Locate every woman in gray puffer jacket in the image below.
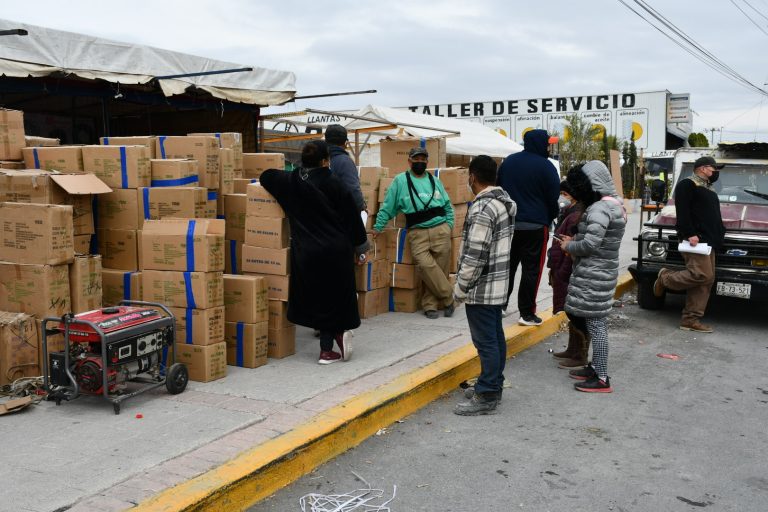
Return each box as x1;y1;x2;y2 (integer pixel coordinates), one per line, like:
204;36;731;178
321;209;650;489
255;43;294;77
557;160;626;393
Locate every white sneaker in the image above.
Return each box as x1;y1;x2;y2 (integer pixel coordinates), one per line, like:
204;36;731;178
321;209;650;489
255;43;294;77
336;330;353;361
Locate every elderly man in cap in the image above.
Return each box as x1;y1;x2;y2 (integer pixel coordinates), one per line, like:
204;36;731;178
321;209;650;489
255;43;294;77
373;147;455;319
654;156;726;333
325;124;366;212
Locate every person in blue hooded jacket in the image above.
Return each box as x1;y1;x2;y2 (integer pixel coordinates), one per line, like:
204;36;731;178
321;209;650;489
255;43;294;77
496;129;560;325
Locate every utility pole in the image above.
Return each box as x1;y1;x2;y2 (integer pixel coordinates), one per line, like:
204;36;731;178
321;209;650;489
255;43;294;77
705;127;721;146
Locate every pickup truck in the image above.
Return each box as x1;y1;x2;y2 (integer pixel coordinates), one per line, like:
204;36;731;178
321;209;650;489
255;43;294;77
629;143;768;309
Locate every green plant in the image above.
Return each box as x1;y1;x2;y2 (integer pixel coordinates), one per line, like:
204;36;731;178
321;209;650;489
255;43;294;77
687;132;710;147
558;114;602;174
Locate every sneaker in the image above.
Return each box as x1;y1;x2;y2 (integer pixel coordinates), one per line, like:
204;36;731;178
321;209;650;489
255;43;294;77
453;393;499;416
425;310;439;319
463;386;503;403
518;314;543;326
574;376;612;393
444;301;456;318
679;320;713;333
318;350;342;365
653;269;669;297
335;330;353;361
569;364;596;381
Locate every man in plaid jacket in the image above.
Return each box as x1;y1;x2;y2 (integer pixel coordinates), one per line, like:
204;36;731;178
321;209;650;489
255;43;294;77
453;155;516;416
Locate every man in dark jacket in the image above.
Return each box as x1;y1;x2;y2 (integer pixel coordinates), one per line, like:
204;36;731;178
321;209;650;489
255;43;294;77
653;156;725;333
325;124;366;212
497;129;560;325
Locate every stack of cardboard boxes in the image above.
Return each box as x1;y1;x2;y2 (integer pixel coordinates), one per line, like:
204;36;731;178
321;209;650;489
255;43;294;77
140;218;227;382
223;275;269;368
242;182;295;358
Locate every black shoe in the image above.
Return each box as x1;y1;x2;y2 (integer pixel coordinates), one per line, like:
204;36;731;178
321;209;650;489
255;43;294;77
425;310;439;319
574;376;612;393
569;364;596;381
463;386;503;403
444;302;456;318
454;393;499;416
518;314;543;326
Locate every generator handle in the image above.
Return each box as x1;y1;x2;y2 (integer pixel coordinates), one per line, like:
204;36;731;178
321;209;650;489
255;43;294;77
40;316;58;391
118;300;175;321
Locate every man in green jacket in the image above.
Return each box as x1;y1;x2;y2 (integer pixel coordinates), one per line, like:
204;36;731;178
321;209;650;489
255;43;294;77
373;147;455;319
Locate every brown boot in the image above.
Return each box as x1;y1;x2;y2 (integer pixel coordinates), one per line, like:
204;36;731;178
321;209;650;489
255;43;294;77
552;323;579;360
558;326;590;368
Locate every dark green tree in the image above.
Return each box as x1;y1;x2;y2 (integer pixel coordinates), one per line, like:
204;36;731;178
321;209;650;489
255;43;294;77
687;132;710;147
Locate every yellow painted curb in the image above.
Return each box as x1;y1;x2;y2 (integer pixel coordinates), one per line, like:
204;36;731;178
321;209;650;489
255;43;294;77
135;273;636;512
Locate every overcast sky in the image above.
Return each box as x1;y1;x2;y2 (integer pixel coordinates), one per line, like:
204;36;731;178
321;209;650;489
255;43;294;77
3;0;768;143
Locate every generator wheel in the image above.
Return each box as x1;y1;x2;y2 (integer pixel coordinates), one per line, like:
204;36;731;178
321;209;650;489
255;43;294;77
166;364;189;395
113;403;121;415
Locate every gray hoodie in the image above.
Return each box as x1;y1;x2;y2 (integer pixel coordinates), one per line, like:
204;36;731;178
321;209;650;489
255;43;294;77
564;161;627;318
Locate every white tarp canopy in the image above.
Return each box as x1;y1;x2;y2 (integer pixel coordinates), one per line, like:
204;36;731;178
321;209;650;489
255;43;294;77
0;19;296;106
344;104;524;158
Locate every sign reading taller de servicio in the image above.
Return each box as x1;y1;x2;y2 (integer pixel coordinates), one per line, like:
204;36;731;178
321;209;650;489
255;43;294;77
405;91;689;153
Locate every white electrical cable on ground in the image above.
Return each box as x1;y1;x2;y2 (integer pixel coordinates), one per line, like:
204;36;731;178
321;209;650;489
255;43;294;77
298;471;396;512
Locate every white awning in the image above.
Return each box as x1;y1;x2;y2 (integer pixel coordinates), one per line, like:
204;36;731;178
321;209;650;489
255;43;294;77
0;19;296;106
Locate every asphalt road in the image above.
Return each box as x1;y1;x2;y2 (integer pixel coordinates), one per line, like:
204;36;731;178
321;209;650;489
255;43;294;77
250;292;768;512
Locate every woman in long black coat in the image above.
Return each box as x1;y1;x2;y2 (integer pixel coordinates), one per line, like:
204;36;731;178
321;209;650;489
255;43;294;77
260;140;369;364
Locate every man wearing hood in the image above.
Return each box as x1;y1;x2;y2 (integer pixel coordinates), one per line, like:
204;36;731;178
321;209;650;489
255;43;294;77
497;129;561;325
373;147;455;319
325;124;366;212
653;156;725;333
454;155;516;415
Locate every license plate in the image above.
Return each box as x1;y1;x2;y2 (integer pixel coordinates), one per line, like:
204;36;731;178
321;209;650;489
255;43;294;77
716;282;751;299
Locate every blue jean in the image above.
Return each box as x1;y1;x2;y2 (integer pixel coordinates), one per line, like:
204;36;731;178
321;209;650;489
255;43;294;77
465;304;506;396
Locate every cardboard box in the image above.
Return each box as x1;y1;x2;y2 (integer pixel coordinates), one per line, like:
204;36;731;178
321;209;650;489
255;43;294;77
82;145;151;188
0;203;74;265
36;318;63;376
391;263;418;289
101;269;142;306
74;234;92;255
141;218;225;272
138;187;208;227
0;161;24;170
245;216;290;249
242;246;290;276
218;148;235;195
365;232;387;262
386;228;412;264
0;263;70;318
384;213;407;230
358;166;388;190
243;153;285;179
0;312;38;385
355;259;390;292
223;193;247;242
246;183;284;217
141;270;223;309
22;146;83;173
362;189;379;216
452;202;469;237
25;135;60;147
96;229;139;271
378;177;395;203
223;274;268;324
96;189;140;230
268;299;292;329
380;136;446;174
69;254;102;314
225;321;268;368
206;190;218;219
170;306;225;346
188;132;244;175
433;167;472;204
451;236;462;273
175;341;226;382
268;325;295;359
225;239;242;275
0;109;25;161
246;273;289;301
388;287;421;313
101;136;157;159
150;159;199;187
357;287;389;319
234;178;258;194
156;136;219;189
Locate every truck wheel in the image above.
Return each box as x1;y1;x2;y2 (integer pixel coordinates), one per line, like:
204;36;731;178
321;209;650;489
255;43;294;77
637;278;665;310
166;364;189;395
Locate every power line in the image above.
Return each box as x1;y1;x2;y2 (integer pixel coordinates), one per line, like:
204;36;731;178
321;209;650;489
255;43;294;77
731;0;768;37
743;0;768;22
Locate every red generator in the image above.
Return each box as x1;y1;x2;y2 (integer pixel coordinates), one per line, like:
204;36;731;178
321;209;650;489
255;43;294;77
42;301;188;414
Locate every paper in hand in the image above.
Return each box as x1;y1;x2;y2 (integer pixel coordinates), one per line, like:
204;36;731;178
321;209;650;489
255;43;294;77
677;241;712;255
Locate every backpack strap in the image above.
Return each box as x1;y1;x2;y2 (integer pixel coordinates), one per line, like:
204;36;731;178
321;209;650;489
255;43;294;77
601;195;627;222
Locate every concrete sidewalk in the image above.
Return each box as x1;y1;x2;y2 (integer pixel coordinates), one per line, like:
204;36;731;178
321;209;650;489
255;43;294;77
2;214;642;512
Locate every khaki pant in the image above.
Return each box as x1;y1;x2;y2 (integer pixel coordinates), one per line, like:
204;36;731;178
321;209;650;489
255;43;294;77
661;252;716;324
407;222;453;311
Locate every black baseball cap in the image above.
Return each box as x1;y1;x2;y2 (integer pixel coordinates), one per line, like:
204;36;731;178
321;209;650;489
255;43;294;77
693;156;725;170
408;147;429;158
324;124;348;144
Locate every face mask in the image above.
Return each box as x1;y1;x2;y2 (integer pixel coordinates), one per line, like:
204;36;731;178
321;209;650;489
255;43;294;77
709;171;720;184
558;195;571;208
411;162;427;175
